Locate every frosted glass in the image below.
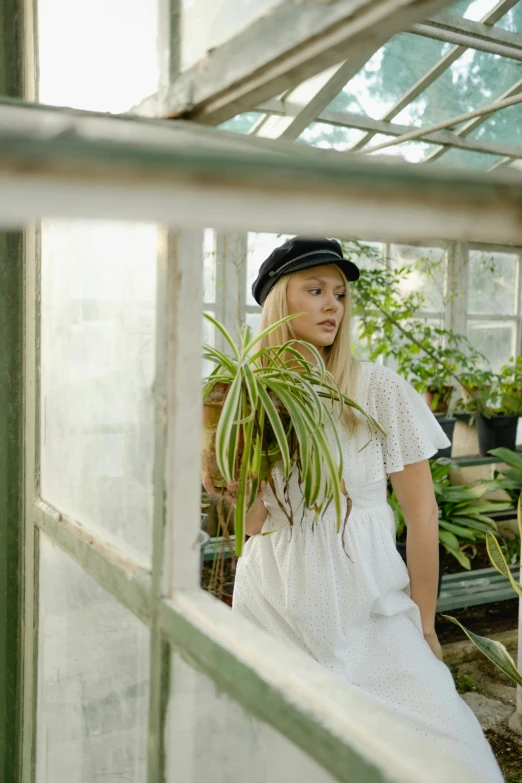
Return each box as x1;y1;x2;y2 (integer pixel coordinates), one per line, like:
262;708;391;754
36;535;149;783
203;229;216;303
246;232;290;305
390;245;446;313
40;220;157;562
38;0;158;112
166;651;336;783
468;250;518;315
467;321;516;372
182;0;283;71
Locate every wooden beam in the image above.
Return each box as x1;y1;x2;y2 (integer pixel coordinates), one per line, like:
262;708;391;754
258;99;522;160
348;0;519;151
4;103;522;245
138;0;465;125
160;589;482;783
412;12;522;61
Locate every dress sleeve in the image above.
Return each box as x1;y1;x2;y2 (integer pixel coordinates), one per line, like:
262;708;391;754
368;364;451;474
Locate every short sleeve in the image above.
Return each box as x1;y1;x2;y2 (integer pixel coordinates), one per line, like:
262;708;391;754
367;364;451;474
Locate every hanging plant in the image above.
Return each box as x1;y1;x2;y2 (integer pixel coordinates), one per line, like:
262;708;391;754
202;313;385;556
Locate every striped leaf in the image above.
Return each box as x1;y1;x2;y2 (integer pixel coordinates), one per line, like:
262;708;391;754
442;616;522;687
486;531;522;598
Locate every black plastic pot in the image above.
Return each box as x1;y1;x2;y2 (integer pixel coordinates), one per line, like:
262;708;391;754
434;415;456;459
396;541;445;598
476;414;519;456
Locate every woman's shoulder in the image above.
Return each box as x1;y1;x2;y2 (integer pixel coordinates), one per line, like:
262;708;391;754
358;361;401;390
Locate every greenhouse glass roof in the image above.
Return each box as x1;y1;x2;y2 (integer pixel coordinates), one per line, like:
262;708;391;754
219;0;522;172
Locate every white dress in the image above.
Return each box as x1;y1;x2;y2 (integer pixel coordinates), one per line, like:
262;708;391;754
233;362;504;783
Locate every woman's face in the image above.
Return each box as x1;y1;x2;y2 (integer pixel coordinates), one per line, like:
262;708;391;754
286;264;346;350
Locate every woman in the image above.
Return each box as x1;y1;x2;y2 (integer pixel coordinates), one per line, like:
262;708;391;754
203;236;504;783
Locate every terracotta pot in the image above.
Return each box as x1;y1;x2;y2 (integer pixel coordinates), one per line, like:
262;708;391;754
220;581;235;607
202;381;286;488
424;386;454;415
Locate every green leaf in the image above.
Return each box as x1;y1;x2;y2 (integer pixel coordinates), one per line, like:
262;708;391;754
256;384;291;479
215;373;242;484
485;531;522;598
204;313;240;360
442;616;522;687
243;314;301;356
488;447;522;471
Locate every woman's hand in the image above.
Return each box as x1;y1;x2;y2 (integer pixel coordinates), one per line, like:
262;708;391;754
202;474;268;536
424;629;443;662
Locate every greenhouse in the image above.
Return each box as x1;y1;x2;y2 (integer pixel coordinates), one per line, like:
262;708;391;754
1;0;522;781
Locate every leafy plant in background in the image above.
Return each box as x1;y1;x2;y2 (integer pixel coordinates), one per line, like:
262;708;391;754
460;356;522;418
389;460;510;570
344;240;489;410
487;447;522;509
202;313;385;556
443;496;522;688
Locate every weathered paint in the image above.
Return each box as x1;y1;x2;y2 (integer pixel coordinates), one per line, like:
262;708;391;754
3;102;522;243
159;590;482;783
0;0;24;778
0;231;23;783
34;501;152;623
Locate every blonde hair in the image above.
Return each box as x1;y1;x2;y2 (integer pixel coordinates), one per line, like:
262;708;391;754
256;272;360;431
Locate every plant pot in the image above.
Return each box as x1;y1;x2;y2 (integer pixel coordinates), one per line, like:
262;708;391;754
396;541;445;598
476;414;519;456
424;386;454;416
220;580;235;607
202;381;286;488
434;415;456;459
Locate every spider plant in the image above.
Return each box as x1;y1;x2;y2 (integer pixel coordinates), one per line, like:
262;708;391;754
202;313;385;556
443;495;522;688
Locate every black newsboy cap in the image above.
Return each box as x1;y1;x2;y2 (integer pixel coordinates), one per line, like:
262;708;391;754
252;236;360;306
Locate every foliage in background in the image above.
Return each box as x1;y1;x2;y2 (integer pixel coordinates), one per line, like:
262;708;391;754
460;356;522;417
488;447;522;508
443;496;522;688
343;241;488;407
389;460;511;570
202;313;385;555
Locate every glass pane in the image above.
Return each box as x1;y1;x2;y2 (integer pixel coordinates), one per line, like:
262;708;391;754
41;220;157;562
467;321;516;371
299;123;365;151
449;0;502;19
219;112;264;134
203;229;216;303
431;148;504;170
362;134;437;163
182;0;283;71
468;250;518;314
38;0;158;112
246;311;262;335
496;3;522;33
246;233;290;306
394;51;522;130
469;103;522;147
328;33;449;120
166;651;336;783
36;535;149;783
389;245;447;312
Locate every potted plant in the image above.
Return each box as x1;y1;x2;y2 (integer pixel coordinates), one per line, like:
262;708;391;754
460;358;522;455
487;446;522;507
443;495;522;692
202;314;385;556
390;460;510;578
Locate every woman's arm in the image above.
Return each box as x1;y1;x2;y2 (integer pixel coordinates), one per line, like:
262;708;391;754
390;460;442;659
202;475;268;536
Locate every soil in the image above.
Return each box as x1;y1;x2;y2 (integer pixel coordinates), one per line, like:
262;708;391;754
485;729;522;783
436;599;519;646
